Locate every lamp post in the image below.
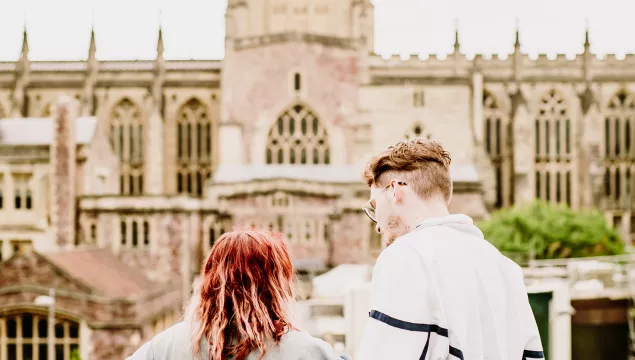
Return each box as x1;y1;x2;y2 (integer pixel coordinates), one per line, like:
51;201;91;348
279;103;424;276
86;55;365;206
35;288;55;360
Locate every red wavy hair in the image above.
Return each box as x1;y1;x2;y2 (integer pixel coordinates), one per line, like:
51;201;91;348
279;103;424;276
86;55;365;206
190;230;296;360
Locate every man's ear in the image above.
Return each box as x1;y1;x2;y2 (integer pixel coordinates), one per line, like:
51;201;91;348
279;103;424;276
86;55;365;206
392;184;405;204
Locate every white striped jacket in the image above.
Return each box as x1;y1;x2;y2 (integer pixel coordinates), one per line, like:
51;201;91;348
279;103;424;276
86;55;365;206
356;215;544;360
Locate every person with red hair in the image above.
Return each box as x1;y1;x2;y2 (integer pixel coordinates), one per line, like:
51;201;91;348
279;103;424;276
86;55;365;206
127;230;350;360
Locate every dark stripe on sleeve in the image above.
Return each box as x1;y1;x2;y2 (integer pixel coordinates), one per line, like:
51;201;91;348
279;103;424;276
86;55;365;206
523;350;545;359
449;346;464;359
369;310;464;359
369;310;448;336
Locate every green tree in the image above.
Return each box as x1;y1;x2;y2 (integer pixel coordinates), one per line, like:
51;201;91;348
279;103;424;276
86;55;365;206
70;348;81;360
479;201;625;260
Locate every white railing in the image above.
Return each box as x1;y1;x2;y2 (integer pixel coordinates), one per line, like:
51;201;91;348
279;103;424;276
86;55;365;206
527;253;635;268
294;284;371;360
521;253;635;300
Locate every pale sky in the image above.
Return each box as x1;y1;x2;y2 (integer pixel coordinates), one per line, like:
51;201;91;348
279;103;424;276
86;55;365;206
0;0;634;61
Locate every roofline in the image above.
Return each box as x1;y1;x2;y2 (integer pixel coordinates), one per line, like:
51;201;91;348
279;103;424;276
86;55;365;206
0;303;85;323
1;251;95;294
0;281;180;304
0;250;179;301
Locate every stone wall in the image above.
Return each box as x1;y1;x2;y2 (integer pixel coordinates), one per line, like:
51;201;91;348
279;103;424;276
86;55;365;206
91;328;142;360
117;213;186;283
224;193;344;268
330;211;367;265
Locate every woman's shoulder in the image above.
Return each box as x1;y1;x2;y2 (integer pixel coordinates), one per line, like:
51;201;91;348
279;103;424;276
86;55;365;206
127;322;193;360
128;324;350;360
273;330;351;360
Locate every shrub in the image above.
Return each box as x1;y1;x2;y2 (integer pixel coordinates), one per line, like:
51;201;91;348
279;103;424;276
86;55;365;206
479;201;625;259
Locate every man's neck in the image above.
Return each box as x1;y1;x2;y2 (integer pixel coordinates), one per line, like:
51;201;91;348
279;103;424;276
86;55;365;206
403;200;450;231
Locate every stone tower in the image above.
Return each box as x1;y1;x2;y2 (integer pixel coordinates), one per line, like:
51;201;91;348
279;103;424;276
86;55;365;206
220;0;374;166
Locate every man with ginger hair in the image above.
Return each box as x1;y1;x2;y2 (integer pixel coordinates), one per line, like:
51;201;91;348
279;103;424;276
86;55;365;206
356;138;544;360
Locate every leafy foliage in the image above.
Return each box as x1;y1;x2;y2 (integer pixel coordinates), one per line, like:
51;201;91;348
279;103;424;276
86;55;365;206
70;348;81;360
479;201;625;259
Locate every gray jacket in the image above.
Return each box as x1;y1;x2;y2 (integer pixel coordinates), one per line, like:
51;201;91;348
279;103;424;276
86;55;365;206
127;322;351;360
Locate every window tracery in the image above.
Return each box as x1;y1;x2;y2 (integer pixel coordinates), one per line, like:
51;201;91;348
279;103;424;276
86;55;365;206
604;90;635;206
119;216;151;249
0;312;80;360
266;104;330;165
109;98;144;195
176;98;213;197
534;89;572;206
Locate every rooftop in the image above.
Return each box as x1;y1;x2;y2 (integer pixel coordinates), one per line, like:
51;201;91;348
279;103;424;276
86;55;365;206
46;248;158;298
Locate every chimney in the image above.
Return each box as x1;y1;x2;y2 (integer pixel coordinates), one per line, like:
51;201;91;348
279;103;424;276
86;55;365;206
50;96;78;249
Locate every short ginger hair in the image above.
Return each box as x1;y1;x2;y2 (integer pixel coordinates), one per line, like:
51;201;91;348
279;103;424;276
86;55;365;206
362;138;453;202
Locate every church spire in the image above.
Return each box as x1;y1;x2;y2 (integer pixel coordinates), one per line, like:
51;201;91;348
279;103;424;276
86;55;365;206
514;18;521;52
583;18;592;84
20;18;29;62
152;9;166;116
512;18;522;83
157;10;164;61
157;26;164;60
453;18;460;54
88;20;97;62
13;15;30;117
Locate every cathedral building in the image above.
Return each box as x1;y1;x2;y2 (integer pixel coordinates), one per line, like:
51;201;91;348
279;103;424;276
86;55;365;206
0;1;633;358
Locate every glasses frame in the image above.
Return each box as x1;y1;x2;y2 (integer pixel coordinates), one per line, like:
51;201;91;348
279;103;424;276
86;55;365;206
362;180;408;223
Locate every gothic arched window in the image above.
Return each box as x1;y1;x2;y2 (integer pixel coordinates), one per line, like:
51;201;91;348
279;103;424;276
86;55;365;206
266;104;330;165
535;89;570;160
484;91;503;156
109;98;145;195
176;98;213;197
604;90;635;205
534;89;572;206
483;90;512;208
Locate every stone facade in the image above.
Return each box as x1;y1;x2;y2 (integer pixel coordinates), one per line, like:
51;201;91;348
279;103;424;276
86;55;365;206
1;2;635;358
